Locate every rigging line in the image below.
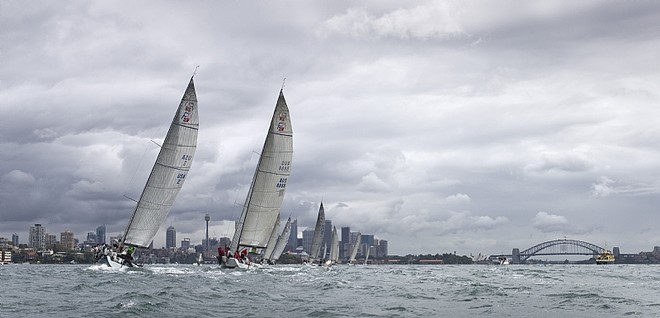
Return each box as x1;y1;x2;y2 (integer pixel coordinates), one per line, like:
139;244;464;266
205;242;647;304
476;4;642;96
280;78;286;91
192;65;200;77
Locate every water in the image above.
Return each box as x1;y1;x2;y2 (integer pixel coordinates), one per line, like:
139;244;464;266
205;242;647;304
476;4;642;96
1;264;659;317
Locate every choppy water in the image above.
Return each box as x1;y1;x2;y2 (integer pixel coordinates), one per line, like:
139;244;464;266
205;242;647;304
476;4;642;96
1;263;659;317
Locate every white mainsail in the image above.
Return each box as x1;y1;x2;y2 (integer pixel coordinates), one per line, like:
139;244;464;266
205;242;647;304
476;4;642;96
364;246;371;265
309;203;325;260
122;77;199;248
262;214;281;261
349;232;361;263
230;90;293;252
329;226;339;263
270;217;292;262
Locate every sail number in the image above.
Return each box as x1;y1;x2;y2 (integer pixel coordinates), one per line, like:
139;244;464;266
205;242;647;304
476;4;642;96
278;160;290;172
181;154;192;166
176;173;187;184
276;177;287;188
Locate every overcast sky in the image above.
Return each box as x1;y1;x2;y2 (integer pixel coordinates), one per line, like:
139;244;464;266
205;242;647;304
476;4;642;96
1;1;660;256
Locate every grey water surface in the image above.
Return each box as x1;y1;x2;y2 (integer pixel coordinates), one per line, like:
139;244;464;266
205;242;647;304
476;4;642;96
1;263;659;317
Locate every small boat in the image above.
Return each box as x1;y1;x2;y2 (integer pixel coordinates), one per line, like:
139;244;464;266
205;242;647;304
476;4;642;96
94;76;199;269
596;250;615;264
264;217;292;265
308;203;326;264
196;253;203;266
222;88;293;269
498;256;510;265
363;246;371;265
348;232;362;265
324;226;339;267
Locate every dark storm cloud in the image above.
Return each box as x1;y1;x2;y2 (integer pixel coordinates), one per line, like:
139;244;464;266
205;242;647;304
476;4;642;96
2;1;660;254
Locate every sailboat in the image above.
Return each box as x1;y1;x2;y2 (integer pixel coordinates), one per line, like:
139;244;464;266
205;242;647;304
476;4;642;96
196;253;203;266
269;217;292;264
348;232;361;265
363;246;371;265
324;226;339;267
222;88;293;269
308;203;325;265
262;214;282;263
94;76;199;269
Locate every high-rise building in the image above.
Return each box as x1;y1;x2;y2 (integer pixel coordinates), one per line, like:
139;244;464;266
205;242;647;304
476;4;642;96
45;234;58;248
341;226;350;260
96;225;106;244
86;232;97;243
377;239;388;257
361;234;375;247
61;230;75;250
166;226;176;249
181;238;191;251
29;224;46;249
286;219;298;252
323;220;332;258
11;233;19;246
302;229;314;254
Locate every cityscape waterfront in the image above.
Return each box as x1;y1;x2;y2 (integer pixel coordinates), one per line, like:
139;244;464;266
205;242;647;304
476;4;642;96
3;221;660;265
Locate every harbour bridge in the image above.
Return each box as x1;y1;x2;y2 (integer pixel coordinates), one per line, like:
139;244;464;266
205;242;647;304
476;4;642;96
493;238;609;264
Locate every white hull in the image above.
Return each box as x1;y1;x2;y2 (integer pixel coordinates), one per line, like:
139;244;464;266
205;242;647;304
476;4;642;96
98;255;134;269
221;257;257;269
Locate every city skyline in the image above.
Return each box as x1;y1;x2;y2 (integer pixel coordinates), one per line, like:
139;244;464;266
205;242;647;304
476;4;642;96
2;2;660;255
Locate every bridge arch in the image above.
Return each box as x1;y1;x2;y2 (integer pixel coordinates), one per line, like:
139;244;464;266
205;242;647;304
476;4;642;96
515;239;607;263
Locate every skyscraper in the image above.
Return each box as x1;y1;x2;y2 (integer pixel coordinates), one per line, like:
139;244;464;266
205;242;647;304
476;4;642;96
341;226;350;260
11;233;18;246
61;230;75;250
377;239;388;257
166;226;176;249
45;234;58;248
96;225;106;244
361;234;375;247
181;238;190;251
86;232;97;243
29;224;45;249
302;229;314;254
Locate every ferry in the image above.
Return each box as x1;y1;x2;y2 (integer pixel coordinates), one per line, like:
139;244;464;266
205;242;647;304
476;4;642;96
595;250;615;264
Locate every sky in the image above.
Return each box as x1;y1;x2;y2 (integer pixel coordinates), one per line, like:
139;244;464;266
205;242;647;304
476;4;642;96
1;1;660;256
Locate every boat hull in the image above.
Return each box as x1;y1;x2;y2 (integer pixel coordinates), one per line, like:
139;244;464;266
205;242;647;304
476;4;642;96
221;257;251;269
98;255;134;269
